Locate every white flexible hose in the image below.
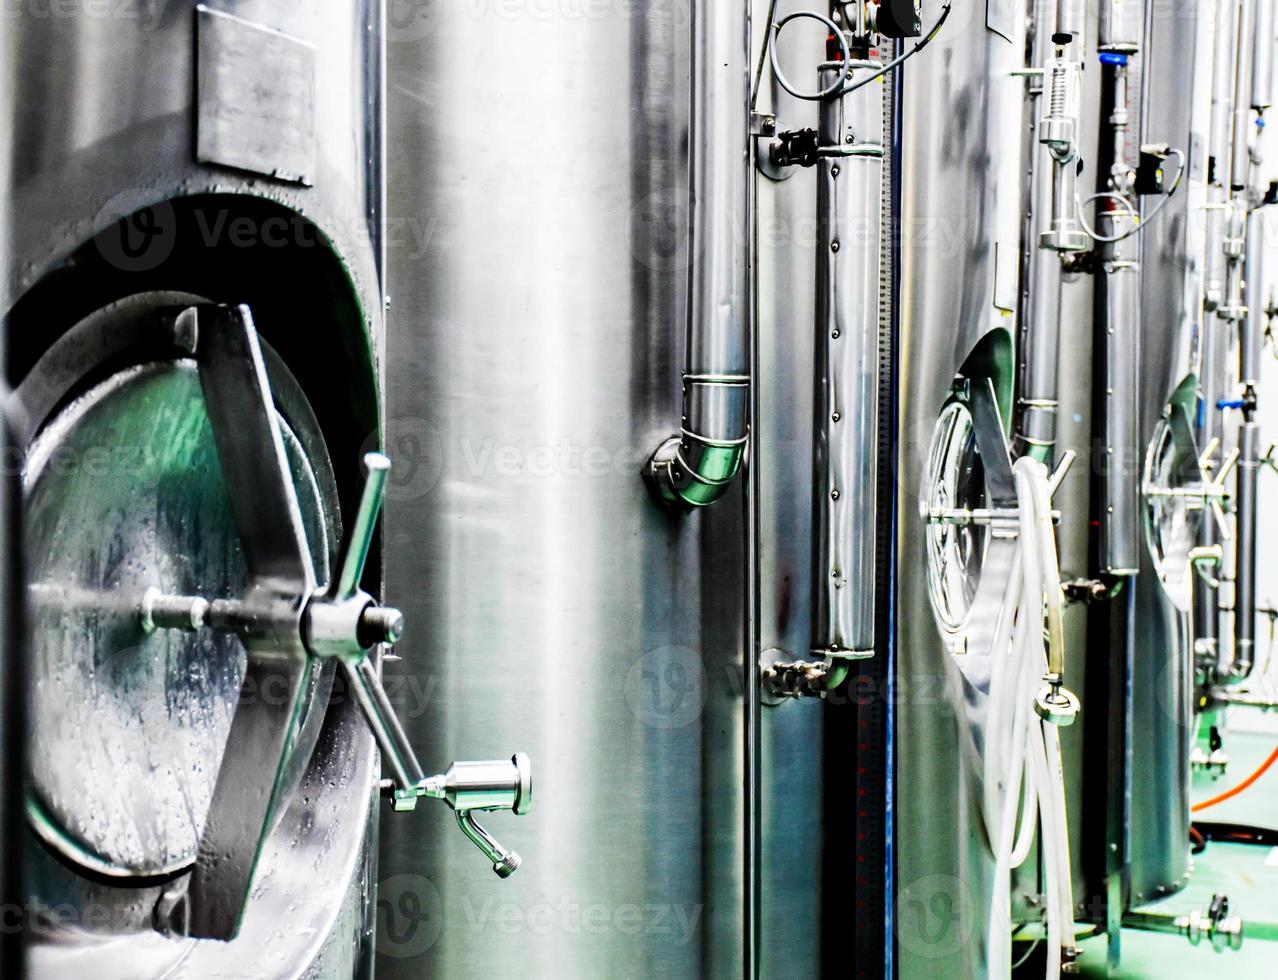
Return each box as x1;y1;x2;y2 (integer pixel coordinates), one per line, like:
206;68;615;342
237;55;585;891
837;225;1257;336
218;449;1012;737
983;458;1076;979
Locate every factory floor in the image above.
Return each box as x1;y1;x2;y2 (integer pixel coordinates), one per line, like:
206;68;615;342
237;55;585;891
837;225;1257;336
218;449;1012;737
1075;724;1278;978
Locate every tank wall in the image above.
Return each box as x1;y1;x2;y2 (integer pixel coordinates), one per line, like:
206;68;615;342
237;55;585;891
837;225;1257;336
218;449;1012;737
381;4;747;976
894;3;1029;975
752;2;825;975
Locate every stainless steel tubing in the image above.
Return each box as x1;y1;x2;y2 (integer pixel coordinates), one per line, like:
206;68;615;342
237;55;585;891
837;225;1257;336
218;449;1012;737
1233;420;1259;678
1230;201;1264;681
647;0;752;508
1205;0;1239;309
810;61;882;660
1096;58;1141;576
1015;0;1065;461
1055;0;1087;45
1252;0;1275;109
1242;209;1265;388
1098;0;1141;53
1231;0;1255;192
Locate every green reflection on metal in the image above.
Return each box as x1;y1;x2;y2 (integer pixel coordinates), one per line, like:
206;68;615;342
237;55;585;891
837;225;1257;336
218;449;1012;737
676;444;745;507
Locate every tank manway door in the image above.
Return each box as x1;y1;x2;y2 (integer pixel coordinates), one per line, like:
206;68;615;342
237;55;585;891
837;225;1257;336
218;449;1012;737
19;299;530;946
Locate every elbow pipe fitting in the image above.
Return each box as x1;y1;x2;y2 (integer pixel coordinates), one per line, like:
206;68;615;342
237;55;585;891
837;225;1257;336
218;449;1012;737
645;0;750;510
647;377;748;508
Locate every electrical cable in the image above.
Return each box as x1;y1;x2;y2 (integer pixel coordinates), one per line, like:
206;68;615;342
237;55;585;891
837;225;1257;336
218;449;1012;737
1189;825;1206;854
1076;148;1186;244
1011;936;1043;971
1191;744;1278;812
837;1;953;97
750;0;781;111
767;1;953;103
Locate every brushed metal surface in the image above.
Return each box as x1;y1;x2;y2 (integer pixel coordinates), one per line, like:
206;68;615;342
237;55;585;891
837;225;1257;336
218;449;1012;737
1126;0;1206;904
6;0;383;339
810;62;881;659
383;3;747;976
895;3;1029;974
752;4;825;974
5;2;386;970
0;15;22;975
195;6;317;185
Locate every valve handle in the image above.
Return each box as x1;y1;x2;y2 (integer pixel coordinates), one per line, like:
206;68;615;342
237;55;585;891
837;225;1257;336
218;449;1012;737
333;452;390;601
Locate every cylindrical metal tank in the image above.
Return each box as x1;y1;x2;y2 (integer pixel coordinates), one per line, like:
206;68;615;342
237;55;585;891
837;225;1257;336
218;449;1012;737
382;3;748;976
894;1;1030;974
0;16;24;977
5;2;386;974
753;7;827;976
1128;0;1206;906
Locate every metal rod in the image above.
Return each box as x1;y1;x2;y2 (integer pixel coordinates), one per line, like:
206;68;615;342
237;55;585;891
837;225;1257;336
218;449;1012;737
348;657;427;807
335;452;390;599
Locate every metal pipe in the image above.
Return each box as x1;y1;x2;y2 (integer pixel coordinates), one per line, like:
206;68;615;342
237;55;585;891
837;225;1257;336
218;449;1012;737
1098;0;1141;54
1199;0;1243;663
1251;0;1275;109
1231;0;1256;191
1232;420;1259;678
1205;0;1239;310
809;58;882;661
1015;0;1066;460
1242;210;1265;388
646;0;751;508
1054;0;1086;45
1095;47;1142;576
1228;1;1269;681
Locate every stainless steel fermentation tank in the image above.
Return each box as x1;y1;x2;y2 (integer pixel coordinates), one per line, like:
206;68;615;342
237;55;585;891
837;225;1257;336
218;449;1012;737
381;1;751;976
5;2;388;974
894;2;1036;974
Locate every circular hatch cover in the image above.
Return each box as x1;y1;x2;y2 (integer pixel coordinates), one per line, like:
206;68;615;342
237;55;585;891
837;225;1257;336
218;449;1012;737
22;300;337;879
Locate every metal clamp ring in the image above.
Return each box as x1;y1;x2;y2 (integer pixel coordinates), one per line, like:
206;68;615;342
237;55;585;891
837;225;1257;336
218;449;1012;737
769;11;851;102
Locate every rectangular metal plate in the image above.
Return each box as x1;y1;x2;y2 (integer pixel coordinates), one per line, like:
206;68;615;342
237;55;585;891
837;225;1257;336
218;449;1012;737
986;0;1015;42
196;6;316;186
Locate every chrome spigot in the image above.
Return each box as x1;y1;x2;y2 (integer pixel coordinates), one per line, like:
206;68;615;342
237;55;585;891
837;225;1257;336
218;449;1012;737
322;458;533;878
413;755;533;877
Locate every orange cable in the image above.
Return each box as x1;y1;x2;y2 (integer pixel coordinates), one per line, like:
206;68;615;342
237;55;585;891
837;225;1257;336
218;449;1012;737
1191;745;1278;813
